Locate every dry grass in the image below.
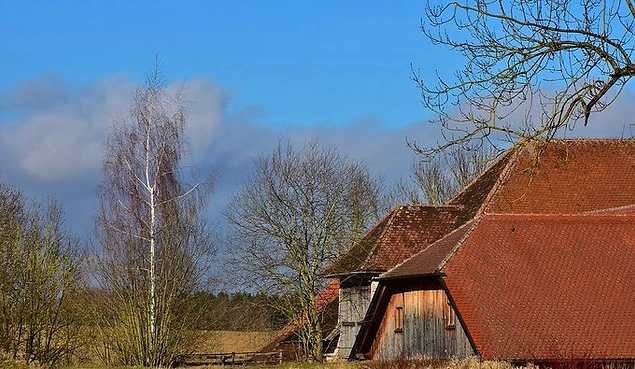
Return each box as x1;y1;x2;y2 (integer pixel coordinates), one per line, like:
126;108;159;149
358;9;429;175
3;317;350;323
186;362;361;369
191;330;277;354
60;357;635;369
61;330;277;368
359;357;536;369
177;358;525;369
62;355;635;369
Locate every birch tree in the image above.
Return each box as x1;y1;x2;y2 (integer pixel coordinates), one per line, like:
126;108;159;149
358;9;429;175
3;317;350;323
225;140;383;362
93;68;216;367
412;0;635;156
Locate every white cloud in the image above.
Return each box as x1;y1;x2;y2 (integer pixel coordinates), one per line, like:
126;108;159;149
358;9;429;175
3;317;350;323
0;74;70;111
569;89;635;138
0;74;434;238
3;73;632;242
0;76;234;183
0;76;136;182
0;75;234;237
176;78;228;162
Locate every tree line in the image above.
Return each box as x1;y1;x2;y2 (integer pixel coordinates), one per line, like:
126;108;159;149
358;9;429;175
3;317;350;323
194;292;287;332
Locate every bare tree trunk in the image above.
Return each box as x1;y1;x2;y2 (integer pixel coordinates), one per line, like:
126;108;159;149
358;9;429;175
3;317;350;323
144;88;157;356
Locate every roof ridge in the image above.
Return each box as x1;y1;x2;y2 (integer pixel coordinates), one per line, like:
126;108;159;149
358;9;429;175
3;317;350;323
445;149;509;205
437;215;483;273
358;205;405;271
580;203;635;215
553;137;635;143
492;212;635;218
475;146;522;215
398;204;464;210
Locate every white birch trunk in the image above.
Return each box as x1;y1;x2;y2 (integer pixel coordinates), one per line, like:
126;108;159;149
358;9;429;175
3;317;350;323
144;94;157;355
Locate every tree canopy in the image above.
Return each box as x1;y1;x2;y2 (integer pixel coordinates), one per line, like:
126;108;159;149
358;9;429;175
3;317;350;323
413;0;635;156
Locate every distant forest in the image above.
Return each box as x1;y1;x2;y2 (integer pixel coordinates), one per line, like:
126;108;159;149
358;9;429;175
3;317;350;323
194;292;287;331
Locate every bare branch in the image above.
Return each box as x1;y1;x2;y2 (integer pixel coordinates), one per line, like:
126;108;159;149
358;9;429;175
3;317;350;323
224;139;384;362
416;0;635;156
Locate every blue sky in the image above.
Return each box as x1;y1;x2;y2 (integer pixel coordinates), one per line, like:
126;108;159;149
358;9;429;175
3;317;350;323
0;1;632;239
2;1;443;128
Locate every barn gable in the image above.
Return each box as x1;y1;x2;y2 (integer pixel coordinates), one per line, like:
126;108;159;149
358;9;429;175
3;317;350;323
322;205;469;359
351;221;479;360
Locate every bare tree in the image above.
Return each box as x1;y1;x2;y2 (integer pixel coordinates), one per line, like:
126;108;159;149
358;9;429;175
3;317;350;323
395;146;495;205
412;0;635;156
0;182;82;367
92;67;216;367
224;140;383;362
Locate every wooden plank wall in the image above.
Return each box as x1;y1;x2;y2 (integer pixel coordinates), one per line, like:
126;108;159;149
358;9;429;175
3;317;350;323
338;284;373;359
370;289;474;360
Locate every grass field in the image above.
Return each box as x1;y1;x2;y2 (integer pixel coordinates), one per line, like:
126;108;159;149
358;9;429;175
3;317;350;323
192;330;277;354
33;330;546;369
59;357;533;369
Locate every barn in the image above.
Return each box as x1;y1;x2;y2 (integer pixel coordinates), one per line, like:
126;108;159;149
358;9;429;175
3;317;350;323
322;145;512;360
334;139;635;363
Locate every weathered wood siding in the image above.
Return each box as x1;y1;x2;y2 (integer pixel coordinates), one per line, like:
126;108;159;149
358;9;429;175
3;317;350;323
370;289;474;360
337;284;373;359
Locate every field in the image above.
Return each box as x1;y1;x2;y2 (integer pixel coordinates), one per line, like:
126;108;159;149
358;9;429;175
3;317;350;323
48;330;278;368
60;357;534;369
192;330;278;354
7;330;549;369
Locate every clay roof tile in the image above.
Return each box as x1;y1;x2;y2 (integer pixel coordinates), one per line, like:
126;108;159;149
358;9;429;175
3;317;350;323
444;213;635;361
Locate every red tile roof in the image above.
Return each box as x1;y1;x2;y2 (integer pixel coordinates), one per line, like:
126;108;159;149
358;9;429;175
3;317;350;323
325;152;513;277
486;139;635;214
378;139;635;281
354;139;635;361
443;213;635;361
323;205;466;276
379;219;476;280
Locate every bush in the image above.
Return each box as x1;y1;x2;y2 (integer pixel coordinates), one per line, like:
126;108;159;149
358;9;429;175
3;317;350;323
0;353;30;369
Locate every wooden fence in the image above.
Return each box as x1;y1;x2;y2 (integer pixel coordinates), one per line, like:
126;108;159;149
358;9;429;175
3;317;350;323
174;351;283;366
